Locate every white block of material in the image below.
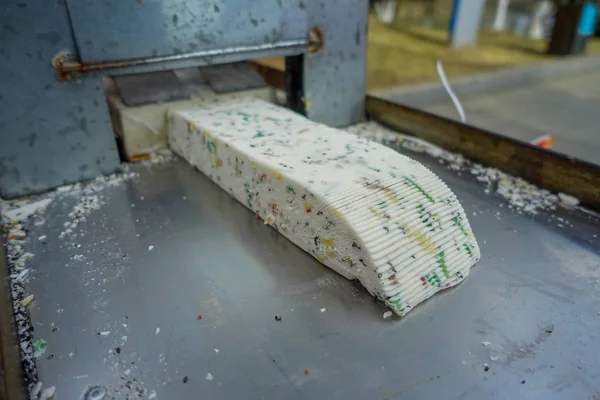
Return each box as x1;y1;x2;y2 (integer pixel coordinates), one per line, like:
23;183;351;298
168;99;480;316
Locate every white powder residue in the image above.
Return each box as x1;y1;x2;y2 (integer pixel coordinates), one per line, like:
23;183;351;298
206;373;214;381
0;168;137;399
349;122;581;216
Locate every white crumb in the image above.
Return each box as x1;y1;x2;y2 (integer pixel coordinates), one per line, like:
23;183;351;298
382;311;393;319
156;327;160;335
320;308;326;313
206;373;214;381
148;245;154;251
481;341;491;347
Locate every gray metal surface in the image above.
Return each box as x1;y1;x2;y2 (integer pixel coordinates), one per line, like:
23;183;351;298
65;0;308;63
115;70;193;106
303;0;368;127
114;63;267;107
19;147;600;398
0;0;121;199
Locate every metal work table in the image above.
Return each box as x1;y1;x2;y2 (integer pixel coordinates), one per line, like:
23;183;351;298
17;140;600;399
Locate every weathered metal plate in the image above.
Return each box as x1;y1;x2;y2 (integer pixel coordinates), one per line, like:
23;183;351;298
202;63;267;94
65;0;308;64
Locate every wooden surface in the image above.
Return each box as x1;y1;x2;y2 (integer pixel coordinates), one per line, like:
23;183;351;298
367;96;600;210
0;235;26;400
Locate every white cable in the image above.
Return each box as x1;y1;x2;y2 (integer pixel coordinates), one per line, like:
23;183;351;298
436;60;467;123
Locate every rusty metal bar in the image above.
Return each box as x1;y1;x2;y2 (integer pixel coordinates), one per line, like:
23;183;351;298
56;40;308;80
366;96;600;210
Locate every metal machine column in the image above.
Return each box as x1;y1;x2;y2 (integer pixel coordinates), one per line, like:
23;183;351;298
0;1;121;198
303;0;369;127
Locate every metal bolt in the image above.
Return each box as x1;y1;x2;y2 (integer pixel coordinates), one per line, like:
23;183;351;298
85;385;107;400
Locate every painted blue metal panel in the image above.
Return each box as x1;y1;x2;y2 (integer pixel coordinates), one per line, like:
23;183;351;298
66;0;308;63
303;0;368;127
0;1;121;198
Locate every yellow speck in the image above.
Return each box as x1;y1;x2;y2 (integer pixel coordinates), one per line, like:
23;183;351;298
303;202;312;211
252;162;257;169
203;130;211;138
274;171;282;180
385;193;399;204
316;255;325;263
302;97;311;111
216;158;223;167
321;239;334;248
326;251;336;259
333;210;343;218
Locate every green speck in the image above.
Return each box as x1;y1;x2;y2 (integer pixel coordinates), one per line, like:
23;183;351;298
452;215;469;237
253;131;265;139
463;243;473;257
403;177;434;204
33;338;48;358
437;250;450;278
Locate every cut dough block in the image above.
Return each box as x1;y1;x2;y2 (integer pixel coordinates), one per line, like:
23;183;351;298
168;99;480;316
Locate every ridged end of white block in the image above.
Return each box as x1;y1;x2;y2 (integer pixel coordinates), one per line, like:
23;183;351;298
168;99;480;316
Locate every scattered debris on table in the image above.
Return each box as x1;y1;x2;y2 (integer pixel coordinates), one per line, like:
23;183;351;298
275;315;282;322
206;373;214;381
39;385;56;400
33;339;48;358
349;122;585;216
382;311;393;319
20;294;34;308
183;376;189;384
196;314;202;320
481;341;491;347
483;363;489;372
320;308;326;313
304;369;309;375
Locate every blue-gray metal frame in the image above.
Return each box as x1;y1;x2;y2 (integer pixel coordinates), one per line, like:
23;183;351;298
0;0;367;198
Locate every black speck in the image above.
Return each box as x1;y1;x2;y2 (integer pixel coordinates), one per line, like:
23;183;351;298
47;354;54;360
521;380;526;384
359;259;366;267
52;327;57;332
116;347;121;354
275;315;282;322
183;376;189;383
213;4;220;12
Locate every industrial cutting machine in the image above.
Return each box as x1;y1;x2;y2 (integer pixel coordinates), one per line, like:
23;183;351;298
1;1;600;399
